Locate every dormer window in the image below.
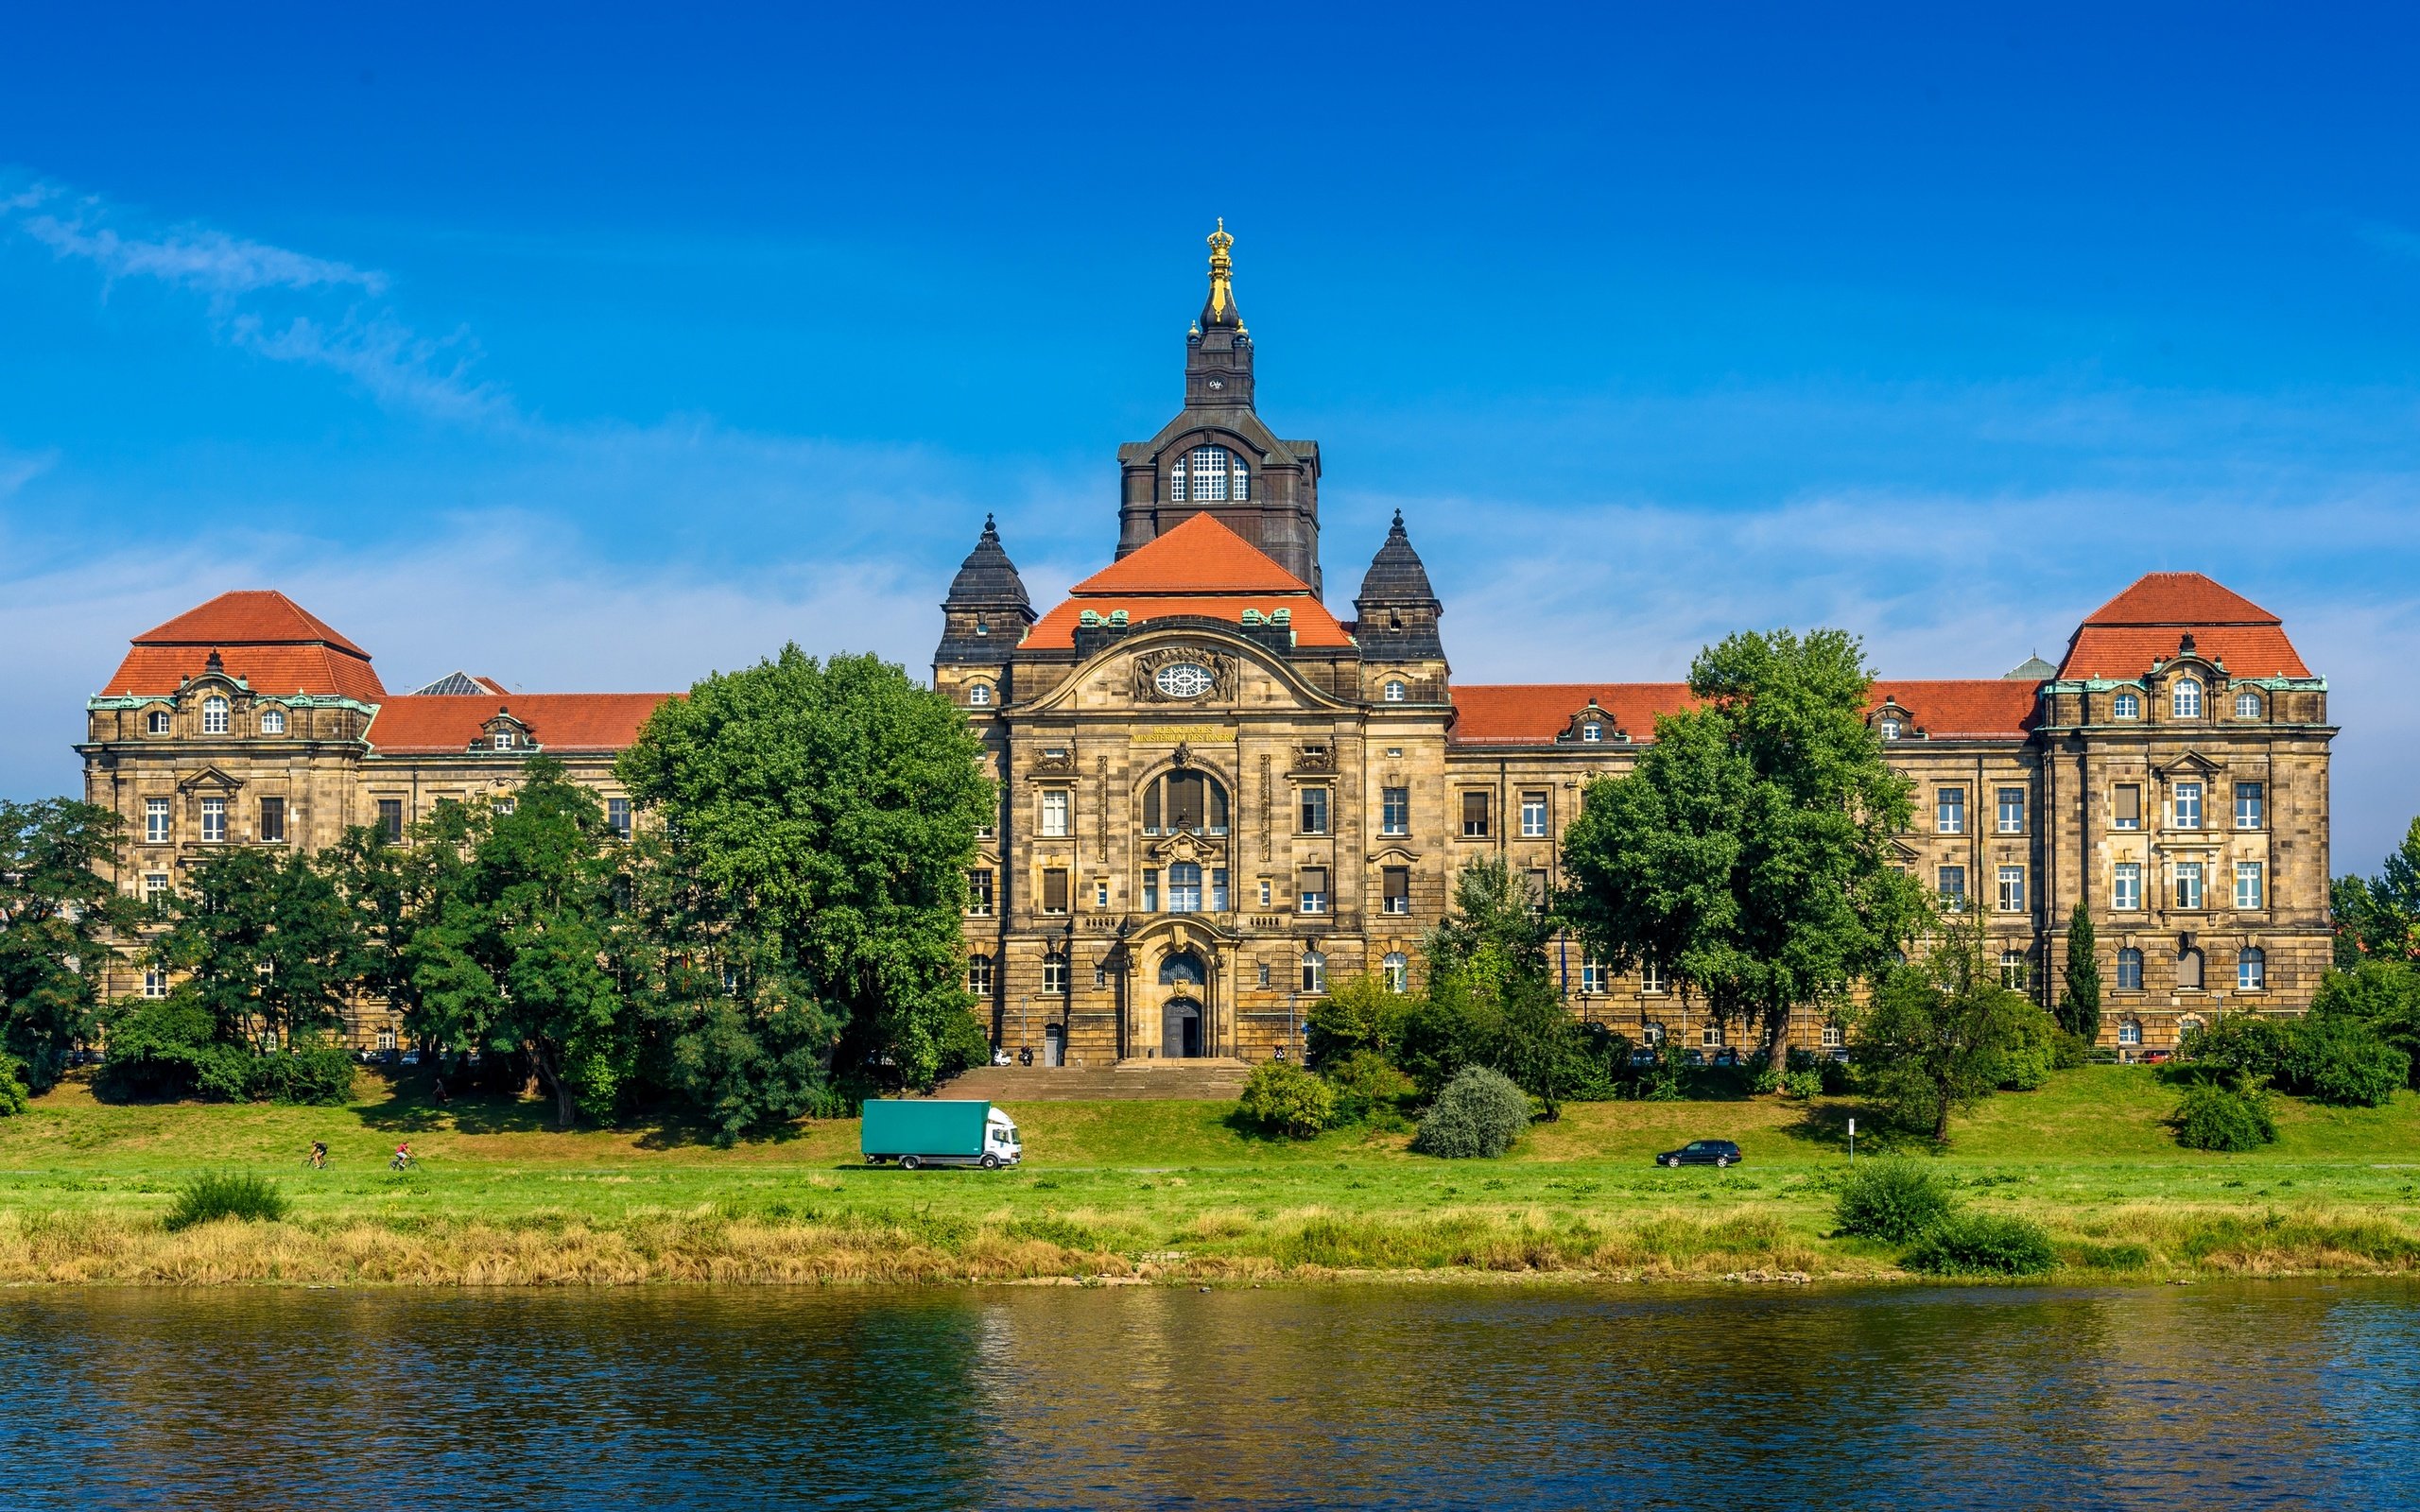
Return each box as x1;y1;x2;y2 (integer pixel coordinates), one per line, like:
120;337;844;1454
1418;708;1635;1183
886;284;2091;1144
1879;717;1901;740
1582;723;1602;743
201;696;230;735
146;710;171;735
2113;692;2140;719
1169;444;1250;503
493;732;512;750
1383;679;1406;703
2234;691;2261;719
260;708;286;735
968;683;993;707
2172;678;2203;718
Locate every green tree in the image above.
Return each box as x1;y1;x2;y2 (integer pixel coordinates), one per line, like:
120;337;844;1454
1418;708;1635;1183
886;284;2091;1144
2310;959;2420;1089
1858;912;2053;1141
150;846;361;1049
1562;627;1926;1074
324;801;484;1058
0;799;137;1091
2058;901;2101;1043
2333;816;2420;968
1411;856;1588;1115
617;648;992;1137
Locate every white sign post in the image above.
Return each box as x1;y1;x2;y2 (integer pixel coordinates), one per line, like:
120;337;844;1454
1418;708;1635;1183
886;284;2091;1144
1848;1116;1857;1165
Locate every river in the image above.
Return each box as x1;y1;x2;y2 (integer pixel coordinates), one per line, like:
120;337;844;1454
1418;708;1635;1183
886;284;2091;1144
4;1280;2415;1509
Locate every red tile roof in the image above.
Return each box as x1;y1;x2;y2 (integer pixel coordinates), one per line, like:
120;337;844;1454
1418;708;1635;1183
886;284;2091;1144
1027;515;1353;650
1869;679;2040;740
1451;683;1700;744
364;694;676;754
102;591;386;699
2056;572;2310;679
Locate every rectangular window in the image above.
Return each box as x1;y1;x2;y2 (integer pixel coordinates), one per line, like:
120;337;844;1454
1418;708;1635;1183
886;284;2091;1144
492;732;512;751
1461;790;1490;838
2113;863;2142;912
1996;788;2026;834
1257;960;1271;988
1380;787;1409;836
1039;790;1069;837
2235;862;2264;910
967;868;994;916
1096;962;1109;988
1581;958;1606;993
2117;950;2144;991
2235;782;2264;830
1382;867;1409;915
1520;791;1548;838
2174;862;2204;911
607;798;632;840
2174;781;2203;831
1297;868;1328;915
199;798;226;844
258;797;286;845
145;797;170;845
376;1028;397;1052
376;799;404;843
1640;960;1666;994
1210;868;1228;912
1043;955;1069;995
1168;867;1201;913
1996;865;2026;914
1143;868;1160;912
143;872;169;908
1936;865;1966;909
1936;787;1966;835
2114;783;2141;831
492;798;514;816
1042;868;1069;915
1096;879;1111;909
967;955;994;994
1525;868;1549;906
1299;786;1329;835
143;968;168;1000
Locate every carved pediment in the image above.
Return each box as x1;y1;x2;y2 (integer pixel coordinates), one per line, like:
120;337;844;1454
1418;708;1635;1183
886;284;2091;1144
178;765;245;794
1554;699;1631;745
1030;746;1077;775
2155;749;2221;778
1367;844;1422;866
1146;831;1223;864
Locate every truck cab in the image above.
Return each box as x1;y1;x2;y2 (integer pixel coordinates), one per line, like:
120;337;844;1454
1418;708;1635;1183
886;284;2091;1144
983;1108;1023;1167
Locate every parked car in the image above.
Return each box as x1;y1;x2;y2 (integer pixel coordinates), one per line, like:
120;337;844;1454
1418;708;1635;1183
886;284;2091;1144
1710;1047;1740;1068
1626;1047;1661;1069
1684;1049;1706;1068
1827;1047;1853;1064
2143;1049;2173;1065
1655;1140;1743;1168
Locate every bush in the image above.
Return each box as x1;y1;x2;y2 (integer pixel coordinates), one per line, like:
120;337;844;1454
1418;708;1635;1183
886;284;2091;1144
0;1057;27;1117
1409;1065;1530;1159
933;1010;993;1082
1991;1005;2061;1091
1834;1160;1959;1242
1779;1068;1825;1099
1900;1212;2059;1277
164;1171;290;1231
2277;1014;2405;1108
2170;1080;2278;1152
2049;1029;2090;1071
2179;1013;2291;1083
1322;1050;1417;1126
1238;1061;1338;1140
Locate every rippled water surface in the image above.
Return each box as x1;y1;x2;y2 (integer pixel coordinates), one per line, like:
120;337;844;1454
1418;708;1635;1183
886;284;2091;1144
5;1280;2417;1509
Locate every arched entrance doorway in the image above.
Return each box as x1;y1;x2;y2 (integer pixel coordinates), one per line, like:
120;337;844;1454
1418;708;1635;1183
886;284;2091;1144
1159;949;1207;1058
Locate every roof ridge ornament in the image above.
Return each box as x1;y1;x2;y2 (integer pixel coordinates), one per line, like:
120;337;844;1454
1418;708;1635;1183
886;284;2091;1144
1201;218;1241;330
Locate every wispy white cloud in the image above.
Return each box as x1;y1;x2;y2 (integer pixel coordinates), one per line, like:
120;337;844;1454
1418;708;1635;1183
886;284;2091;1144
0;175;502;421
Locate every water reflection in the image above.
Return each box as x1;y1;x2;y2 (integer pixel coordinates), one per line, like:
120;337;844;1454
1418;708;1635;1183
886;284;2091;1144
2;1280;2414;1509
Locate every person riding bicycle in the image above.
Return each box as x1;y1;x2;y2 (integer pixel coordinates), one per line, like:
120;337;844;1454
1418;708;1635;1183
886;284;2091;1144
390;1140;413;1170
307;1140;328;1169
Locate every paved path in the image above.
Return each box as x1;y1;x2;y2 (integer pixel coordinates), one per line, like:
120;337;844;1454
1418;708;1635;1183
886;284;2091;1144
936;1059;1252;1101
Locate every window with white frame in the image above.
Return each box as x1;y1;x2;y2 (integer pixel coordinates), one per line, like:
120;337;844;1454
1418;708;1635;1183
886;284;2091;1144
2174;781;2203;830
1096;878;1111;909
1380;786;1409;836
1999;950;2030;991
493;731;513;751
2118;1018;2141;1046
1296;868;1327;915
1997;866;2026;913
2114;783;2141;830
1299;786;1329;835
146;709;171;735
607;798;632;840
1641;1022;1666;1046
2235;862;2264;910
1879;717;1901;740
2117;947;2144;990
2235;690;2261;719
1381;866;1409;915
1040;790;1069;836
1520;791;1548;838
1383;679;1406;703
1256;877;1271;909
1937;865;1966;909
1580;958;1605;994
199;798;226;844
202;696;229;734
1383;952;1409;994
2174;861;2204;910
1300;950;1325;993
143;872;168;907
376;1028;397;1052
1702;1022;1724;1048
260;708;286;734
1042;952;1069;995
1172;444;1247;503
1582;722;1603;743
1168;861;1203;913
967;954;994;994
1640;960;1667;994
145;797;170;845
143;968;168;999
2235;782;2263;829
2113;863;2142;911
967;868;994;916
1821;1022;1844;1049
2238;947;2266;991
1996;787;2026;834
2113;691;2140;719
2172;678;2203;718
968;683;993;707
1936;786;1965;834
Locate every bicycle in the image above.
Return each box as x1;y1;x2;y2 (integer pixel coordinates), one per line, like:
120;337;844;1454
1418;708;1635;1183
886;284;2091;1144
389;1148;415;1172
304;1143;328;1170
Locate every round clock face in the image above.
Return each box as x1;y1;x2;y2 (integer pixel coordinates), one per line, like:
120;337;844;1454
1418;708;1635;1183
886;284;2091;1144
1154;662;1214;698
1207;379;1225;390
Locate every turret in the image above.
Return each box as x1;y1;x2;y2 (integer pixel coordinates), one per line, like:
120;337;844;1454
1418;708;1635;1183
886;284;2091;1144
1354;510;1445;664
935;516;1035;704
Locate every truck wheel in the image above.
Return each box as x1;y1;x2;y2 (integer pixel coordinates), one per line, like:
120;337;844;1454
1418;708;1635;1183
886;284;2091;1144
900;1155;922;1171
980;1153;1001;1170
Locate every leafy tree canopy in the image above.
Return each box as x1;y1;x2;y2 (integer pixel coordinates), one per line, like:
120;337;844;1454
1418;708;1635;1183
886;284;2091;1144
2335;816;2420;968
1858;912;2054;1141
0;799;136;1092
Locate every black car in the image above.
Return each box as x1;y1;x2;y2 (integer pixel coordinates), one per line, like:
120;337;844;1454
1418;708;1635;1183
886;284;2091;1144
1655;1140;1742;1168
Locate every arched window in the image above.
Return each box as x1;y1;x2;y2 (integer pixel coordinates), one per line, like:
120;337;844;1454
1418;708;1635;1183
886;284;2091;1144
1170;444;1250;503
2113;692;2140;720
2172;678;2203;718
1383;679;1406;703
1140;769;1229;836
967;683;993;707
146;709;171;735
2238;947;2266;991
2178;1014;2205;1043
1168;861;1203;913
259;708;286;734
201;696;230;735
2116;947;2144;990
2118;1017;2142;1046
967;954;994;995
1160;950;1205;988
1999;950;2030;991
1641;1022;1666;1047
2234;691;2261;719
1382;952;1409;993
1879;717;1901;741
1300;950;1325;994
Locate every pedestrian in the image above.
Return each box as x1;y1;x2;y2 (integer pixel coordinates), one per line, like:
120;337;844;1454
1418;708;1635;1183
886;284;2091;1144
432;1076;450;1107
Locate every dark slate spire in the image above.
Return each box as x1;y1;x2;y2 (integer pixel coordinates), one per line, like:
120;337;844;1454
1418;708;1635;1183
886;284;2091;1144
936;514;1036;665
1353;510;1445;662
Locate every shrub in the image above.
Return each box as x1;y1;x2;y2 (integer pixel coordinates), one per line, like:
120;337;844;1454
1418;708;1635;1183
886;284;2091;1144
1322;1050;1416;1126
933;1010;993;1082
1409;1065;1530;1159
1238;1061;1338;1140
1834;1160;1959;1242
2277;1014;2405;1108
2178;1013;2290;1085
164;1171;290;1231
1900;1212;2058;1277
2170;1080;2278;1152
1991;1005;2061;1091
0;1056;27;1117
2048;1029;2090;1071
1780;1068;1825;1099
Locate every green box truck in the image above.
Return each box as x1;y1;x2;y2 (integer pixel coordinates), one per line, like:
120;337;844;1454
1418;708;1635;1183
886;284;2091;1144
860;1100;1022;1170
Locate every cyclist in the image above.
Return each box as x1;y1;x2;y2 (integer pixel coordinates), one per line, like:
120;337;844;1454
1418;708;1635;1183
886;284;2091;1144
390;1140;413;1171
306;1140;328;1170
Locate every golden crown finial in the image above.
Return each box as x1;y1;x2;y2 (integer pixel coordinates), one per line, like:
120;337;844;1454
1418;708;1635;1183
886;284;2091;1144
1202;217;1237;326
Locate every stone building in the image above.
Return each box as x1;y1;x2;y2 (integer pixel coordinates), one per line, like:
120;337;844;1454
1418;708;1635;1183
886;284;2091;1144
78;229;2337;1061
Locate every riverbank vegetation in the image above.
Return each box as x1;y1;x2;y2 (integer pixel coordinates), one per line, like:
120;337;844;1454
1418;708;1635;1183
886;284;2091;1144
3;1065;2418;1286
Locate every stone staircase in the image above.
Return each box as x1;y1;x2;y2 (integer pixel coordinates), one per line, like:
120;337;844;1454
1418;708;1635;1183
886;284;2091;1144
933;1057;1252;1102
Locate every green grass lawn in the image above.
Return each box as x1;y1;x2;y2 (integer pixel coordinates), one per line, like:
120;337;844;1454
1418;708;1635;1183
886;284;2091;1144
3;1065;2417;1284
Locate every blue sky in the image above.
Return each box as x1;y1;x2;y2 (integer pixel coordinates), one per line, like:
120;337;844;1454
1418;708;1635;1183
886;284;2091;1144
4;3;2417;868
